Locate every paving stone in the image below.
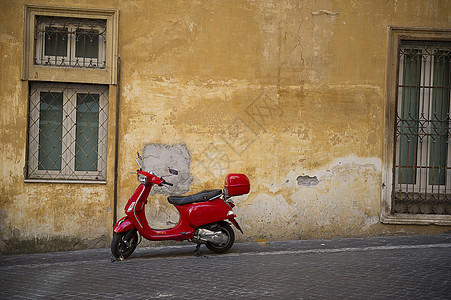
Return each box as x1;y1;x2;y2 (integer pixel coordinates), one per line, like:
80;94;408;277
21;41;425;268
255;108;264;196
0;234;450;299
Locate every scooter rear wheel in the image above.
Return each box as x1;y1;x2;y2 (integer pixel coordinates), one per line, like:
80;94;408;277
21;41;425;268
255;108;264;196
206;222;235;253
111;230;138;259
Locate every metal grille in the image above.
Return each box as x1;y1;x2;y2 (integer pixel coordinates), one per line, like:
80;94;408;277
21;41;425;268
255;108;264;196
27;82;109;181
34;16;106;68
393;40;451;215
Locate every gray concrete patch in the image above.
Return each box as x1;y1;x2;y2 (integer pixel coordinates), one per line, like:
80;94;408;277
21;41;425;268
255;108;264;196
297;175;319;186
142;143;193;195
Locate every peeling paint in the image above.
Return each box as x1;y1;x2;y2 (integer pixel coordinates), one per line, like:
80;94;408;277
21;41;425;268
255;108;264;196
297;175;319;186
311;9;339;16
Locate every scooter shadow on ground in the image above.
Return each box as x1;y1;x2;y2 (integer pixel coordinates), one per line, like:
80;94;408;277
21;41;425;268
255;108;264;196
112;239;279;261
116;243;240;261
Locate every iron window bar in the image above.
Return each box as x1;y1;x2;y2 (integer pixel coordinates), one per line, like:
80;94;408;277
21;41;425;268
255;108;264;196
34;16;107;69
393;40;451;215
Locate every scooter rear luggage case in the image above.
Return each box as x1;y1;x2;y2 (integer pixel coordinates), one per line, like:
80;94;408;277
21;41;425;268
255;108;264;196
224;173;250;196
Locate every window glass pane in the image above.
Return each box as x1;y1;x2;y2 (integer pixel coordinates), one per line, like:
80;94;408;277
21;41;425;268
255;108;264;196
44;27;68;57
38;91;63;170
75;29;99;59
398;49;421;184
429;51;450;185
75;93;99;171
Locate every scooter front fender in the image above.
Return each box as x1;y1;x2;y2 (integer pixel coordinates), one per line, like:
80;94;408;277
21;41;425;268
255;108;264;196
113;217;136;233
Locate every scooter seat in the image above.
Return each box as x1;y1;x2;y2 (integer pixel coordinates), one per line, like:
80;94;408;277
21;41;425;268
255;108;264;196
167;189;222;206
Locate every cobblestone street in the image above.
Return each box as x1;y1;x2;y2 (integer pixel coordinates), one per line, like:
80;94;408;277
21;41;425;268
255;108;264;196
1;234;450;299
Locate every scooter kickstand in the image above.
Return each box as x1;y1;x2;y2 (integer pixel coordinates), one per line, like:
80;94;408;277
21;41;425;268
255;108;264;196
194;244;202;257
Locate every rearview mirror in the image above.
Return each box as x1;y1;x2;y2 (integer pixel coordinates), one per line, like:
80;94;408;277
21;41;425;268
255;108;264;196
135;152;143;168
169;168;179;175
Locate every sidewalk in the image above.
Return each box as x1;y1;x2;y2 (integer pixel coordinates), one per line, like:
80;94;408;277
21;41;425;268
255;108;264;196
1;234;450;299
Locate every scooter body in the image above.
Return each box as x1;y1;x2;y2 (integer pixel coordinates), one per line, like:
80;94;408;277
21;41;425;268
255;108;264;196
115;175;238;241
111;155;249;259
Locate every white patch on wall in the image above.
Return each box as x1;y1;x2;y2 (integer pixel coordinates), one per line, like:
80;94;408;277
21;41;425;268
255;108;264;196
142;143;193;195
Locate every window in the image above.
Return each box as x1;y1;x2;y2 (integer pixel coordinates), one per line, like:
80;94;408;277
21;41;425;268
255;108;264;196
35;16;106;68
23;6;117;183
27;82;108;181
22;5;118;84
383;27;451;225
394;41;451;214
396;43;451;184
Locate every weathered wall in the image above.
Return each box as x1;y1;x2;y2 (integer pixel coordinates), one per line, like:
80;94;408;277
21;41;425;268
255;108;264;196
1;0;450;254
0;0;120;253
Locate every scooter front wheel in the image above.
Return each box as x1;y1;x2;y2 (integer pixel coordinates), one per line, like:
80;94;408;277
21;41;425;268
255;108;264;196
111;230;138;259
206;222;235;253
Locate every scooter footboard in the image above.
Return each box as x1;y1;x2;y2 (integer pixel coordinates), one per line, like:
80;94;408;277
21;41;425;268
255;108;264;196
113;217;136;233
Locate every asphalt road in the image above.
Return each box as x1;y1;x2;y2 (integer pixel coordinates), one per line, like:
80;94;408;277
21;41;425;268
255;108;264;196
1;234;450;299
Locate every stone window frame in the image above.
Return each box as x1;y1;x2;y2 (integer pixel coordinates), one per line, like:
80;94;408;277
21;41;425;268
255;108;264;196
22;5;118;184
26;82;109;182
22;4;118;85
381;26;451;225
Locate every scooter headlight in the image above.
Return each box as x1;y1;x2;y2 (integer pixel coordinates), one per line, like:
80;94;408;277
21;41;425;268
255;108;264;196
137;174;148;185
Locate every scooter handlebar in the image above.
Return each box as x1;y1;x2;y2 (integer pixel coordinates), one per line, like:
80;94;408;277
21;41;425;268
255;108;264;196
162;181;173;186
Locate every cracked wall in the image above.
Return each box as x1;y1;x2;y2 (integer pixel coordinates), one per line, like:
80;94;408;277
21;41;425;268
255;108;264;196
1;0;451;253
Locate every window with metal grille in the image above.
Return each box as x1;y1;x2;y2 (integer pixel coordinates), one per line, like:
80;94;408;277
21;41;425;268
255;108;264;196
26;82;108;181
393;40;451;215
34;16;106;68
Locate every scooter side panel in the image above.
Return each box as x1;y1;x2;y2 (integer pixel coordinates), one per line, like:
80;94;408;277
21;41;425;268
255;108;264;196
184;198;233;227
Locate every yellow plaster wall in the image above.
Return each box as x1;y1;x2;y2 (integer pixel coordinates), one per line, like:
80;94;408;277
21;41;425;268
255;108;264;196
1;0;450;253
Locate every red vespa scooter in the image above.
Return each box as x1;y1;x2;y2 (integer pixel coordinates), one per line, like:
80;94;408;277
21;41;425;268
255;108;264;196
111;153;250;259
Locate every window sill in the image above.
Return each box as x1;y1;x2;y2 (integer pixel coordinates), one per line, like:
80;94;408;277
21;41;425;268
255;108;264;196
24;179;107;185
24;65;113;85
381;213;451;226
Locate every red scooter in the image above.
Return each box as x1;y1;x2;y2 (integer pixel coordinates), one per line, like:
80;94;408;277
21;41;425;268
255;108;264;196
111;153;250;259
